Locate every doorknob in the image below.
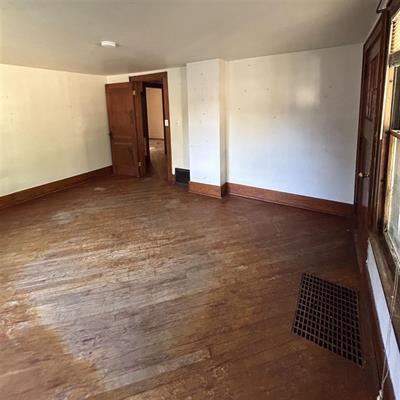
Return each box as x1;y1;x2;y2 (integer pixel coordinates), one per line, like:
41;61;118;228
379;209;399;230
358;172;370;178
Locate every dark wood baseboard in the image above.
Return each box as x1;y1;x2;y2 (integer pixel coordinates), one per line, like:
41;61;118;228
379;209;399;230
226;182;353;217
0;166;113;210
221;183;227;197
188;181;226;199
188;181;353;217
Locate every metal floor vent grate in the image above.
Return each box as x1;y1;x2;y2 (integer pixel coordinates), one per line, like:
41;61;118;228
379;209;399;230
292;273;363;366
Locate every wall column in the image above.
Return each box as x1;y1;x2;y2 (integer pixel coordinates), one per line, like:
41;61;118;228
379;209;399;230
186;59;227;198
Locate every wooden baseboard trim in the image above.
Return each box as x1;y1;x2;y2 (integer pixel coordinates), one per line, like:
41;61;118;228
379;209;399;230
226;182;353;217
221;183;227;197
188;181;353;216
189;181;226;199
0;166;113;210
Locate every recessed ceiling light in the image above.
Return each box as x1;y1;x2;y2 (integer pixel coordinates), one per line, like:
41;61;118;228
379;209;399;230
100;40;117;48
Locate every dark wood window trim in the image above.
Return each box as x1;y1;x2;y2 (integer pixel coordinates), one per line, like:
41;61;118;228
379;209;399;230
368;0;400;344
386;129;400;139
370;235;397;287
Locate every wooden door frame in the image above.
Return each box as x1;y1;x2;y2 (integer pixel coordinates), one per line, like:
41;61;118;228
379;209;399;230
354;14;390;242
354;1;400;235
143;83;167;154
130;72;173;183
353;7;398;400
140;83;151;165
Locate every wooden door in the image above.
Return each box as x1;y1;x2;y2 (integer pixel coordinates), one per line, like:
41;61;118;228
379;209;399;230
140;86;151;165
105;82;145;177
132;81;146;175
355;18;387;258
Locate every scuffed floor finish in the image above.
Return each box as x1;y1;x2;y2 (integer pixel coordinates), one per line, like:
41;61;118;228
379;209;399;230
0;175;377;399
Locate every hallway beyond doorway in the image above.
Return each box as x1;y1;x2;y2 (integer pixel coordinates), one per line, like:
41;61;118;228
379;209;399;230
149;138;167;181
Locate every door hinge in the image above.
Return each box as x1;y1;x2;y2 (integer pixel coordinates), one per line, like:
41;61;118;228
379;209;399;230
133;90;136;96
138;161;142;167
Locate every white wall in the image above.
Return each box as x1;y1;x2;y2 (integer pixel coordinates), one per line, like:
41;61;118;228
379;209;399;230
106;67;190;173
0;64;111;196
2;45;362;200
227;44;363;203
168;68;190;172
367;244;400;399
106;46;362;199
145;87;164;139
187;59;226;186
219;60;227;185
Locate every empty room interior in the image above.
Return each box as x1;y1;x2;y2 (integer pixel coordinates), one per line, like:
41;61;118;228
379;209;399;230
1;1;400;399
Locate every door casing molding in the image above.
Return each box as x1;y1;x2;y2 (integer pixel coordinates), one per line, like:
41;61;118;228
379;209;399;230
130;72;173;183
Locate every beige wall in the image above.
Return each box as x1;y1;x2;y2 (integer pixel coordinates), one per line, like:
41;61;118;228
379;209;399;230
227;44;362;203
1;44;361;202
0;64;111;196
146;87;164;139
187;59;227;186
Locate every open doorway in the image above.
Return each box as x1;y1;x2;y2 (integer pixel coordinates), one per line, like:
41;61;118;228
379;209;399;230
144;83;167;180
130;73;172;183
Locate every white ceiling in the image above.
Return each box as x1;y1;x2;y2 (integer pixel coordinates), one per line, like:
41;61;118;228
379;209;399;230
0;0;378;76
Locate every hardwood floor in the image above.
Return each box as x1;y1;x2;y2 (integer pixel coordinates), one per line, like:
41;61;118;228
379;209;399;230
148;139;168;181
0;174;378;399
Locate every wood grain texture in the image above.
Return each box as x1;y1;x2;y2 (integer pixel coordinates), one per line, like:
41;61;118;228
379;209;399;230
130;72;174;183
106;82;141;177
188;181;225;199
353;13;397;400
149;138;168;181
0;174;377;399
0;166;112;210
227;182;354;217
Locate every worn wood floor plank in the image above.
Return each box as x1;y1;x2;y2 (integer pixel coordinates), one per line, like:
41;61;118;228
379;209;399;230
0;150;378;399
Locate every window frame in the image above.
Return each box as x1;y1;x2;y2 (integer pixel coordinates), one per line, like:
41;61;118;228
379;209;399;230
369;0;400;340
372;6;399;250
378;66;400;276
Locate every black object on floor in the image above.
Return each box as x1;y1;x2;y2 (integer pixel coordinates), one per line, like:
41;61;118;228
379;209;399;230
175;168;190;185
292;273;363;366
